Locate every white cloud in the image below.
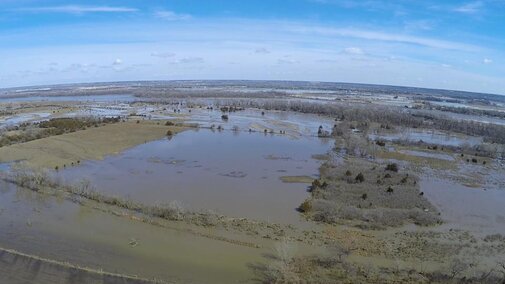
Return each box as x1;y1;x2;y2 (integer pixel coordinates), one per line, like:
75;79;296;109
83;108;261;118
254;48;270;54
64;63;94;72
309;0;402;12
173;57;204;64
483;58;493;64
154;10;192;21
316;58;339;63
290;26;479;51
277;58;299;64
113;59;123;65
151;52;176;58
342;47;364;55
14;5;138;14
454;1;483;14
0;18;503;94
404;20;435;31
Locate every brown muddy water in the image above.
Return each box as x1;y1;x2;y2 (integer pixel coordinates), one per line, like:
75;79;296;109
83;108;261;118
421;177;505;235
0;106;333;282
57;129;332;224
0;179;274;283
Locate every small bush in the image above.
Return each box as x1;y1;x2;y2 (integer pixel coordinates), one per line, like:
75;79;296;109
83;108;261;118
298;200;312;213
166;130;173;136
165;121;175;126
483;233;505;242
355;173;365;183
150;201;185;221
385;163;398;172
345;170;352;176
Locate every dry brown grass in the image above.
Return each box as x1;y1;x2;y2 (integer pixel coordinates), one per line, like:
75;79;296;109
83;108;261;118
0;120;188;169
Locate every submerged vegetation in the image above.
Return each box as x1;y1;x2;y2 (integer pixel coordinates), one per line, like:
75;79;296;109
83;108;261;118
3;166;293;242
205;99;505;145
9;167;217;225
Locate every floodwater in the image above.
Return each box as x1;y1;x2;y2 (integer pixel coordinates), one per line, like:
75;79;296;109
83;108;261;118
0;163;11;172
190;108;335;137
421;177;505;235
0;112;52;128
65;104;132;118
369;129;482;147
148;107;335;138
0;180;268;283
58;129;332;224
0;105;334;282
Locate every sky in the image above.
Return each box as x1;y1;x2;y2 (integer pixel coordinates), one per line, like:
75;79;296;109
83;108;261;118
0;1;504;94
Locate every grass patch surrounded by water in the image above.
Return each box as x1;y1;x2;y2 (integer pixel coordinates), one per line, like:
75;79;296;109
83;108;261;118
376;150;457;170
0;120;189;169
279;175;314;183
303;157;442;229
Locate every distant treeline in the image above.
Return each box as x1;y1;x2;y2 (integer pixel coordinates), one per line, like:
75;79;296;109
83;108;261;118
426;103;505;119
5;80;504;103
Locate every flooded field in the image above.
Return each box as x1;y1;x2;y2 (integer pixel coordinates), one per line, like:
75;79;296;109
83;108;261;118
369;129;483;147
1;85;505;283
0;180;270;283
0;112;52;128
0;96;336;282
57;129;331;224
421;177;505;235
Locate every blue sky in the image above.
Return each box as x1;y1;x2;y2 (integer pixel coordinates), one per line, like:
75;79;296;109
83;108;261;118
0;1;504;94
